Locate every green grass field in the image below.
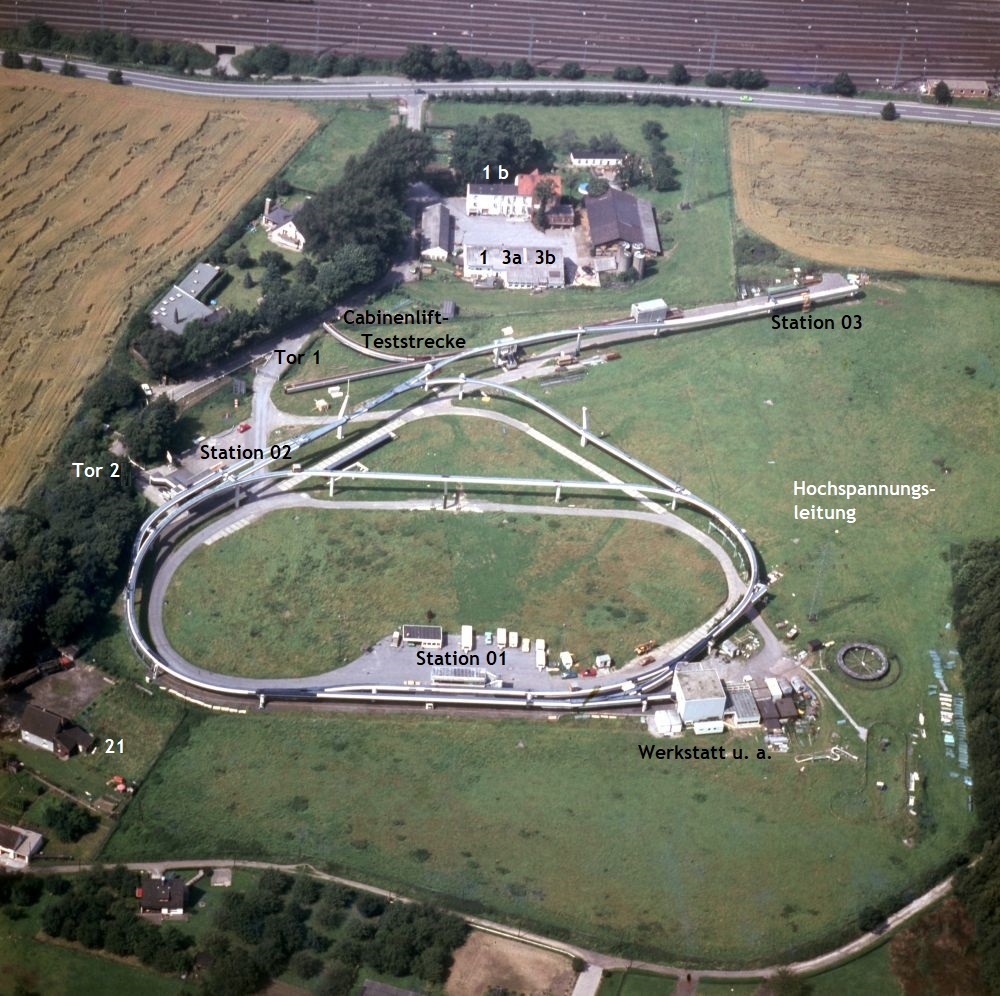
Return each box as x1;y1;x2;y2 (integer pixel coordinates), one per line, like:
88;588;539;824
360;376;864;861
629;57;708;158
282;101;396;193
102;708;963;967
161;506;725;677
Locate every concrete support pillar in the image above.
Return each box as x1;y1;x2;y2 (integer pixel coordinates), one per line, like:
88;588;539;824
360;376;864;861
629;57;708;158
580;406;588;448
258;694;266;710
329;477;335;497
555;485;562;503
234;483;241;509
671;496;677;511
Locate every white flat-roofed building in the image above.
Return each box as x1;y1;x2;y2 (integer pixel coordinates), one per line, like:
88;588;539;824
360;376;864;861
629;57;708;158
648;707;683;737
463;244;565;289
401;624;443;649
673;667;726;725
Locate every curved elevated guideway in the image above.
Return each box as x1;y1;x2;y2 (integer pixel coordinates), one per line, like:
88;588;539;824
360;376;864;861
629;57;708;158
126;277;863;709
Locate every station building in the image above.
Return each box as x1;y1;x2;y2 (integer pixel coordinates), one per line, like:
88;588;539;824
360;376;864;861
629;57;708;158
401;625;444;649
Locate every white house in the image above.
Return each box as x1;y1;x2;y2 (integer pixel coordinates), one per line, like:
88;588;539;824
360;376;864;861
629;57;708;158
465;183;532;219
0;824;44;868
262;197;306;252
570;149;624;168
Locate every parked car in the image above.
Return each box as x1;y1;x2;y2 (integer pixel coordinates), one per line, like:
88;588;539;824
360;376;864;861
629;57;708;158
484;631;493;645
237;422;252;433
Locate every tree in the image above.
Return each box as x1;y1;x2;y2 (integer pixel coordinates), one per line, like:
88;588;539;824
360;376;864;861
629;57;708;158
449;112;550;183
27;56;45;71
667;62;691;85
2;51;25;69
934;79;953;104
107;68;124;84
728;67;769;89
432;45;469;81
316;960;357;996
831;71;857;97
641;120;665;142
881;101;899;120
858;904;887;933
616;153;645;190
587;177;610;197
704;70;728;87
122;395;177;464
289;950;323;979
760;968;813;996
59;61;79;77
256;43;290;76
228;243;254;269
558;61;584;80
355;892;386;917
510;58;535;80
242;271;254;289
612;65;648;82
398;44;435;80
46;799;99;842
23;17;55;50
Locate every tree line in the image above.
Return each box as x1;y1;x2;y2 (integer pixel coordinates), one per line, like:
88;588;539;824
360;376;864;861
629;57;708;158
0;362;146;678
1;17;214;72
951;538;1000;991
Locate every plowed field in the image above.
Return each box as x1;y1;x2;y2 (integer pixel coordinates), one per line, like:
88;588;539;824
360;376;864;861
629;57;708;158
0;71;316;504
730;112;1000;282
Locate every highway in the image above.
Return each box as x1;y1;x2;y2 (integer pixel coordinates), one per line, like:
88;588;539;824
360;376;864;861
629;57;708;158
15;54;1000;129
122;277;867;710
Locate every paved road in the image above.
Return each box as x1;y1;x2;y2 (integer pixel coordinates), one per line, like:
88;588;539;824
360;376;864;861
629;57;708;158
24;856;961;982
18;55;1000;128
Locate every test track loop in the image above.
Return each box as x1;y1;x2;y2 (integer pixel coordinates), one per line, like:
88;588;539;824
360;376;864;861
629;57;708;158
125;281;862;708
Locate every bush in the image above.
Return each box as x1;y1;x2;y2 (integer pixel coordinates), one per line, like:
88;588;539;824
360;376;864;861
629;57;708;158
831;71;857;97
2;50;25;69
59;61;79;76
510;58;535;80
107;68;124;84
27;56;45;71
704;70;728;87
558;61;584;80
666;62;691;85
881;101;899;121
612;65;648;82
46;799;99;843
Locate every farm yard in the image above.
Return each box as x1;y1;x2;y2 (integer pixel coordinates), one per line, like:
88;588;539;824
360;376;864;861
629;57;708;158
729;112;1000;282
0;70;316;503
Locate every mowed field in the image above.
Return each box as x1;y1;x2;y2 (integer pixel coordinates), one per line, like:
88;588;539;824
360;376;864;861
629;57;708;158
729;112;1000;282
0;71;316;504
162;507;726;677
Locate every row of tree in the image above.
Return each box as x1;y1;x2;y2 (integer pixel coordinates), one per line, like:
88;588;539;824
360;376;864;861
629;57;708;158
952;539;1000;991
704;67;770;89
2;17;214;72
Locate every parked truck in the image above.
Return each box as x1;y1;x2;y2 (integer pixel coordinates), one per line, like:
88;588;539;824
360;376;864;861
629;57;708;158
461;625;474;651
